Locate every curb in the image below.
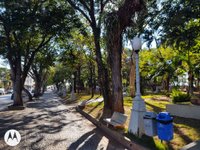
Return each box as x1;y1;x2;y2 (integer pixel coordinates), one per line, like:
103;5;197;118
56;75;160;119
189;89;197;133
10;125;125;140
76;106;148;150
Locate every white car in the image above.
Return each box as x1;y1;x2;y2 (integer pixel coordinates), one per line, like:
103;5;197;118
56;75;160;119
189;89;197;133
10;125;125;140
0;88;5;95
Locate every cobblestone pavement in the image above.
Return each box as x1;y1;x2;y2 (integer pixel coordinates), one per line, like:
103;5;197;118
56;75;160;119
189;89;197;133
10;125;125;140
0;91;126;150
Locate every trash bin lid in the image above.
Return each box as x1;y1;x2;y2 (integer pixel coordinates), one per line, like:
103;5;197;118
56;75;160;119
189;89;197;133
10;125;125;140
156;112;173;121
144;111;157;119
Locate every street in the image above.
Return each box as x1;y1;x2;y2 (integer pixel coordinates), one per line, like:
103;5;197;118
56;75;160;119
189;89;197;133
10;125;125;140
0;91;126;150
0;94;12;111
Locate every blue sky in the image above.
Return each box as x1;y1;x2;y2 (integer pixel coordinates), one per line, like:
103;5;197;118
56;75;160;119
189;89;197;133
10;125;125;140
0;58;9;69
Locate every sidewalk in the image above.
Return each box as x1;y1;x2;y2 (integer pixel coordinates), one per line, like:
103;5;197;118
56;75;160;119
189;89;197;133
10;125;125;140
0;91;126;150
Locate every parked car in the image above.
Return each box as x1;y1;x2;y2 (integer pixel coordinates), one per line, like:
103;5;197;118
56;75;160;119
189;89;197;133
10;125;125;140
6;89;13;94
11;90;34;100
0;88;5;95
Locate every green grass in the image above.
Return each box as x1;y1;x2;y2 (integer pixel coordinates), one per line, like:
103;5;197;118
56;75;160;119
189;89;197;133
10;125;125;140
124;96;171;112
62;93;102;102
142;94;166;98
74;93;200;150
125;133;169;150
77;93;102;102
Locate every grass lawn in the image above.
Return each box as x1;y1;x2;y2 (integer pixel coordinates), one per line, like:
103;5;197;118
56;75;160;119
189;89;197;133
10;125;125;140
77;94;200;150
62;93;102;104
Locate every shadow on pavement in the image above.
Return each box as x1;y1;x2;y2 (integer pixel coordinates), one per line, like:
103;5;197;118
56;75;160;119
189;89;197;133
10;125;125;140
67;128;102;150
0;92;83;150
0;92;125;150
67;128;121;150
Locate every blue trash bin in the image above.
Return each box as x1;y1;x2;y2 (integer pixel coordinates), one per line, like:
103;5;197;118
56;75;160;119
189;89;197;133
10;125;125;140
156;112;173;141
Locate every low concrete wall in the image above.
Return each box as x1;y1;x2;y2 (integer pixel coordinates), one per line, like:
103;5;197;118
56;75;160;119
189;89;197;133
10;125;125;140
166;104;200;120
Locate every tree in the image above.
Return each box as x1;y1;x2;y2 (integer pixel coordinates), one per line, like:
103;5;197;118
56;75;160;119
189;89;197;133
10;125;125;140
0;0;81;106
105;0;146;113
53;64;68;91
56;30;98;96
0;67;11;89
70;31;97;96
30;44;56;97
139;47;176;91
141;0;200;94
66;0;112;116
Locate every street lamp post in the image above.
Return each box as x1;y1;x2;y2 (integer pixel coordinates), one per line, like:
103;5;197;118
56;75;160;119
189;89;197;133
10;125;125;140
128;37;146;137
63;79;67;97
70;74;75;101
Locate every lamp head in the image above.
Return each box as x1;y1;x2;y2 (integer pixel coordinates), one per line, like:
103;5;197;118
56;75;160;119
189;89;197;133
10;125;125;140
71;74;75;79
130;37;142;52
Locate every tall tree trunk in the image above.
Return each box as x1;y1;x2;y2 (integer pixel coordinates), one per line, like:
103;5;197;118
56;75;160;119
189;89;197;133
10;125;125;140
74;73;77;93
105;0;144;113
166;74;170;92
110;33;124;113
13;60;23;106
23;87;33;101
92;64;96;97
93;27;112;116
34;77;42;97
188;70;194;95
89;60;94;97
77;66;81;94
42;84;46;94
198;75;200;94
106;22;124;113
130;51;136;98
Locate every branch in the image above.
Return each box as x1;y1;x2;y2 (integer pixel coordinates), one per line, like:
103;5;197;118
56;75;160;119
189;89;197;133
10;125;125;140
28;70;34;79
24;38;31;69
13;32;21;51
22;35;53;82
32;64;40;79
0;15;4;22
3;24;16;64
102;0;110;11
98;0;110;28
66;0;92;25
117;0;144;29
89;0;94;18
35;35;53;52
88;0;97;28
79;0;90;12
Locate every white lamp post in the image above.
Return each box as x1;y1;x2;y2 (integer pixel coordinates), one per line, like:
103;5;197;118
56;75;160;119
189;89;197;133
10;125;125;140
128;37;146;137
70;74;75;101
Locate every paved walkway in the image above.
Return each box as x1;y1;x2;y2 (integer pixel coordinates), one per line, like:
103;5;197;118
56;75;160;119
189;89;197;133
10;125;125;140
0;94;12;111
0;91;126;150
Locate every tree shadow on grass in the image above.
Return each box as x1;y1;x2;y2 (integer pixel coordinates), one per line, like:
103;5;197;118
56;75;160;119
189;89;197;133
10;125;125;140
87;101;103;115
172;116;200;146
125;133;157;150
173;117;200;131
145;101;163;112
173;125;193;145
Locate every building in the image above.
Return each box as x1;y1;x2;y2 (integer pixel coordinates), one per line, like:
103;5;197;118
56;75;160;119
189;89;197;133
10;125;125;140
24;75;35;91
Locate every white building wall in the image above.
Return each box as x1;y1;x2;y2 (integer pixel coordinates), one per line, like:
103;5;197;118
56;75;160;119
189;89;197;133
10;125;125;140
24;75;34;90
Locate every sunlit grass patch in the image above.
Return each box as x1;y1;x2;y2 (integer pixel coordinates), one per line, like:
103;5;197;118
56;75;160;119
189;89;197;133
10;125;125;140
63;93;102;102
84;101;104;120
77;93;102;102
81;94;200;150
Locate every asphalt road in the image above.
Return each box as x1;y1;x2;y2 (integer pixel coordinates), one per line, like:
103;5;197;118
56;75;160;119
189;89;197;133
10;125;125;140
0;94;12;111
0;91;126;150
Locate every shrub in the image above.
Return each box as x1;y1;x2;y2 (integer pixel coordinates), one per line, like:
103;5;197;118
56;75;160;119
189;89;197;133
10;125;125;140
171;89;191;103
